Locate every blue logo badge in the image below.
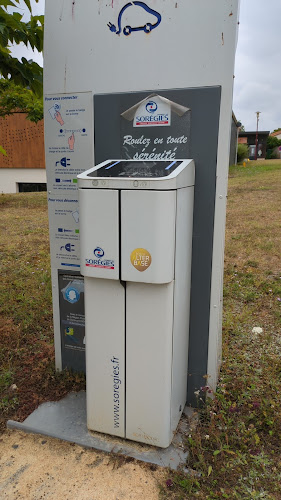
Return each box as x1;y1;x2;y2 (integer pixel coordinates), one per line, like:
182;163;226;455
107;1;161;37
65;286;80;304
146;101;158;113
94;247;105;258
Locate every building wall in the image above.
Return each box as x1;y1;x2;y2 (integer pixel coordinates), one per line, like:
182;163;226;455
270;131;281;140
0;168;47;193
0;114;45;169
238;132;269;160
0;114;46;193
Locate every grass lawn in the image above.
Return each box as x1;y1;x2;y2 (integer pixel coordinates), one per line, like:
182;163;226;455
164;160;281;499
0;160;281;498
0;193;85;432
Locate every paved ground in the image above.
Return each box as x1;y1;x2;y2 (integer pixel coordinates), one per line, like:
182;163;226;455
0;430;164;500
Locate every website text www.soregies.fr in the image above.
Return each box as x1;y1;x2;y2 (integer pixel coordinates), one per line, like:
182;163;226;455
111;356;121;429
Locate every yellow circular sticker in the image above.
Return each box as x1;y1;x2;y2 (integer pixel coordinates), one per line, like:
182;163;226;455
130;248;152;272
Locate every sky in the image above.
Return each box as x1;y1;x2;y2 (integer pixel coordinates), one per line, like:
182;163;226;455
233;0;281;132
9;0;281;133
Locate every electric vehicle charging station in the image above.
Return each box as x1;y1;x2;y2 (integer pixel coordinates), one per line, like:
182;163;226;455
78;159;194;447
44;0;240;426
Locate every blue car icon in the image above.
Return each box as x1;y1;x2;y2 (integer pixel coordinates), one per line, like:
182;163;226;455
107;1;162;36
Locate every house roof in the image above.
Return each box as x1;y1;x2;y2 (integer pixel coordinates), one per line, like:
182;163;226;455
270;130;281;137
0;113;45;169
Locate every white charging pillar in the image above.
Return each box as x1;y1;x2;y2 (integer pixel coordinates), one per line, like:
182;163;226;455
44;0;240;405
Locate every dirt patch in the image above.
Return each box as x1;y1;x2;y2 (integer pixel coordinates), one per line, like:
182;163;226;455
0;430;163;500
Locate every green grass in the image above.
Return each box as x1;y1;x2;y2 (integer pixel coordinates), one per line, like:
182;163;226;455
1;164;281;498
229;159;281;178
162;161;281;499
0;192;85;430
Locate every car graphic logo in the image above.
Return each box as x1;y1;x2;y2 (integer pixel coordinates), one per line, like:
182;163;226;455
107;1;162;37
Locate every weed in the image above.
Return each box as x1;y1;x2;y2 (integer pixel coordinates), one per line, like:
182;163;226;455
0;369;14;390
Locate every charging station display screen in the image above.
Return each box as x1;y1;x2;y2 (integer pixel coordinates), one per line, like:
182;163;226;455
87;160;182;178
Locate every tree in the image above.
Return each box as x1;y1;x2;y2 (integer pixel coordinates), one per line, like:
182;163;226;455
266;134;281;160
0;0;43;154
267;135;281;149
0;78;43;122
0;0;43;96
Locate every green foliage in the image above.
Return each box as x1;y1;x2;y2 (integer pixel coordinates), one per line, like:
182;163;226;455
0;0;43;96
266;148;279;160
0;369;13;390
0;78;43;121
0;0;43;153
266;135;281;149
266;136;281;160
237;143;249;163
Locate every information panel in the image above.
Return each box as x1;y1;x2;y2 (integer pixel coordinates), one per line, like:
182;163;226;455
58;272;85;372
44;92;94;369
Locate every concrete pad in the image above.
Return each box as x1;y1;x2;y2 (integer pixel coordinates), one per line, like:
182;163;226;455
7;391;192;470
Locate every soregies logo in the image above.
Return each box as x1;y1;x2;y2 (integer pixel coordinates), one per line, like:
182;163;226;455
146;101;158;113
94;247;104;258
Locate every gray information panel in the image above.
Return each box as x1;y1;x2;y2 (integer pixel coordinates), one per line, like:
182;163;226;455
94;87;221;405
121;113;191;161
58;271;86;373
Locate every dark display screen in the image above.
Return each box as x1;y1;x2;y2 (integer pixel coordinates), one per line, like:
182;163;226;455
87;160;182;178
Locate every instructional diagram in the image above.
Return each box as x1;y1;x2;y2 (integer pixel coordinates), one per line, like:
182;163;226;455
45;92;93;270
45;93;93;192
47;194;82;269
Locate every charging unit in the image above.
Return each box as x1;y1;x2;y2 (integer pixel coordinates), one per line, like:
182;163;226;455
78;159;194;447
44;0;240;406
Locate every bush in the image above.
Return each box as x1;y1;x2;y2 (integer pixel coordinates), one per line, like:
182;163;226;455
266;148;279;160
237;143;249;163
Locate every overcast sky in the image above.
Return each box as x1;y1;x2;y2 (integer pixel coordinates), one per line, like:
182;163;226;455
10;0;281;133
234;0;281;132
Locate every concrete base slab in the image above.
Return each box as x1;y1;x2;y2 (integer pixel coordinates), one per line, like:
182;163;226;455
7;391;192;470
